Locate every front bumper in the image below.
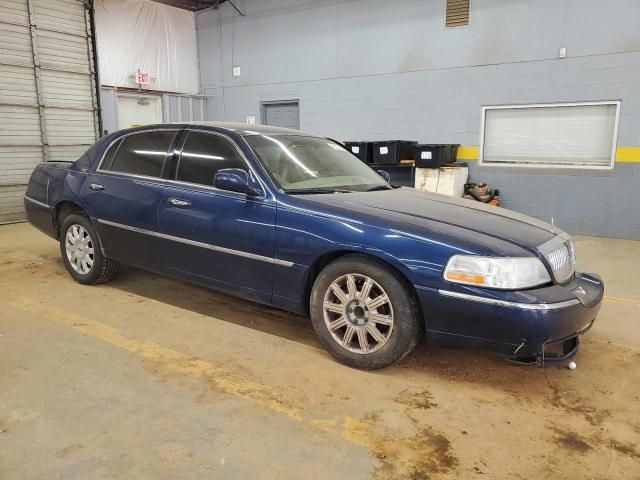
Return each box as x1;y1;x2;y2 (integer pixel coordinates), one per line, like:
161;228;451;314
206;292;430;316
416;272;604;364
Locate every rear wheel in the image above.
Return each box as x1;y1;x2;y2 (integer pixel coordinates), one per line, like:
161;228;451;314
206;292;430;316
310;255;420;369
60;213;119;284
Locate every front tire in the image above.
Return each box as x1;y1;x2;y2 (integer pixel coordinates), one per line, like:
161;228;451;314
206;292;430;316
310;255;420;369
60;213;119;285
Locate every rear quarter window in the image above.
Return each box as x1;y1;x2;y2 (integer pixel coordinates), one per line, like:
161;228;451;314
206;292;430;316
100;138;123;171
101;131;178;177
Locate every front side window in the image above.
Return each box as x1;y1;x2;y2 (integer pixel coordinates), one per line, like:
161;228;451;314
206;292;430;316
244;135;387;192
101;130;178;177
175;132;247;186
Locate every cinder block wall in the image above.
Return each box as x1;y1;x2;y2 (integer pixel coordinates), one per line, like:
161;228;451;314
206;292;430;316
196;0;640;239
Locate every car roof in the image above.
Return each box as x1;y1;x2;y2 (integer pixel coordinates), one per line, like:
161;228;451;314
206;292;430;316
168;121;318;137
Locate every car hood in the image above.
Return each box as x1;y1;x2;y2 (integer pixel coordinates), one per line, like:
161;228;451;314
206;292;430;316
299;188;561;251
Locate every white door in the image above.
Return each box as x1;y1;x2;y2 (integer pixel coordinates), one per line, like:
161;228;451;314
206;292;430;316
117;95;162;129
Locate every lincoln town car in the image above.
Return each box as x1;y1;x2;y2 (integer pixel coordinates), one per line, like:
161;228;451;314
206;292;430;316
24;123;604;369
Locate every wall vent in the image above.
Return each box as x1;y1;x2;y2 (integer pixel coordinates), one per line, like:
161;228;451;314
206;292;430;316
446;0;470;27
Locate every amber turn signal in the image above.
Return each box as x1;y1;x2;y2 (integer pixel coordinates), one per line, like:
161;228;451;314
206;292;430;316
444;271;485;284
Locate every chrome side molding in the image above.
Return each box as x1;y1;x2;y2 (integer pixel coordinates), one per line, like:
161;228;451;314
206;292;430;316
96;218;294;267
24;195;51;209
438;289;580;310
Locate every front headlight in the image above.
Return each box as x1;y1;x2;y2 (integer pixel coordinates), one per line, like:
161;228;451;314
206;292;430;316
443;255;551;289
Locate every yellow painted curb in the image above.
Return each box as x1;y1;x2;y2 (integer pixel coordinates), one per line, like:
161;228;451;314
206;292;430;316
455;146;640;162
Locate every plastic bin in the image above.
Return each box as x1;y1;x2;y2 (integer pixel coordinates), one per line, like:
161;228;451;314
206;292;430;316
344;141;373;163
414;144;460;168
372;140;417;165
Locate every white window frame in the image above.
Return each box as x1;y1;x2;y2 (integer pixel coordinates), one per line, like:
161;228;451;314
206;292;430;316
479;101;621;170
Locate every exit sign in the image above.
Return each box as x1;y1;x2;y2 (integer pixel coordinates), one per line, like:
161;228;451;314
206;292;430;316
135;71;150;85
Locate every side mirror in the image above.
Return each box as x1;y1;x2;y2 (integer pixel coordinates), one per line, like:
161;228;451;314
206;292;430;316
214;168;263;196
377;169;391;183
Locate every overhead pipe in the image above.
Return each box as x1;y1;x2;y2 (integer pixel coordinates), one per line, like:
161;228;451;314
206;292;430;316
226;0;246;16
200;0;245;16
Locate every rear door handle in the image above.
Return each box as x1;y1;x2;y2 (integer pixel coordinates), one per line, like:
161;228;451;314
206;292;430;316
168;197;191;208
89;183;105;191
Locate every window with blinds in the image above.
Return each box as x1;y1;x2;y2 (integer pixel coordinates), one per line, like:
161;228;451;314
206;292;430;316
446;0;470;27
480;102;620;169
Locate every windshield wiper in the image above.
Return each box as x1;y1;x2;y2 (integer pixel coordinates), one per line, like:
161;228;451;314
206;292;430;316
285;187;353;195
364;184;393;192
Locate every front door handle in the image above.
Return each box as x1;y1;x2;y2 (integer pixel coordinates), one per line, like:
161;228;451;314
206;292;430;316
168;197;191;208
89;183;105;191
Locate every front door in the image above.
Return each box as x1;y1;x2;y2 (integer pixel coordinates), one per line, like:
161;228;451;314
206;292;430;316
82;129;179;272
158;130;276;302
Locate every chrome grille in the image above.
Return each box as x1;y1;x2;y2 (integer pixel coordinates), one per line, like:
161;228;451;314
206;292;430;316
538;234;575;283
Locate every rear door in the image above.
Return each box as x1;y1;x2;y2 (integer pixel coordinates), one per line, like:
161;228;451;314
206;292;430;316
158;130;276;302
82;129;179;272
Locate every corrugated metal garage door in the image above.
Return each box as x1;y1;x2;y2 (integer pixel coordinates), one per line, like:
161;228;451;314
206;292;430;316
0;0;99;223
262;102;300;130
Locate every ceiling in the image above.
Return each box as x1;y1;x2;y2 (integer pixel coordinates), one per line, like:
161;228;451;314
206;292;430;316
150;0;227;11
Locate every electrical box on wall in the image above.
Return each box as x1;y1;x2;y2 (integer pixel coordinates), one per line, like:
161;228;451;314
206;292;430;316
232;65;242;77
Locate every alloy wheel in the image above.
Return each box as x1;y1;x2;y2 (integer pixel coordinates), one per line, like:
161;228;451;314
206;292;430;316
323;273;394;354
65;224;94;275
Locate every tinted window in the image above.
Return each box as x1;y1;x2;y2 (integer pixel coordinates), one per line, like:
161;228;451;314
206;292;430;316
245;135;386;191
176;132;247;186
100;138;123;171
104;131;177;177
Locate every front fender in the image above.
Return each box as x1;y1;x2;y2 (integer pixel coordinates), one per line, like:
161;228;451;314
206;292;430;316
273;202;470;311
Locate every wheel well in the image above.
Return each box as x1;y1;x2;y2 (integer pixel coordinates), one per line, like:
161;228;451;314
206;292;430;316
302;251;423;320
53;201;85;238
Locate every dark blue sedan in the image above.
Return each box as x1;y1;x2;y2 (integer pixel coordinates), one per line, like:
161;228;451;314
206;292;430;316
24;122;603;369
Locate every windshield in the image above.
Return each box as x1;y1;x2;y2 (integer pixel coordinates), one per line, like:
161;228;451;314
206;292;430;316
244;135;389;193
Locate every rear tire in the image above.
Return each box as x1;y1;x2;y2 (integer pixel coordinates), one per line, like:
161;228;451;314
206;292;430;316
60;213;119;285
310;255;420;369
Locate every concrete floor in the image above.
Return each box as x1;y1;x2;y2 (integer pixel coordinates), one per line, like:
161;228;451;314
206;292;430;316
0;222;639;479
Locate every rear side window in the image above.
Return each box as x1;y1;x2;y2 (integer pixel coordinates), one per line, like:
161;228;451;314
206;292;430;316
176;132;247;186
102;130;178;177
100;138;122;171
